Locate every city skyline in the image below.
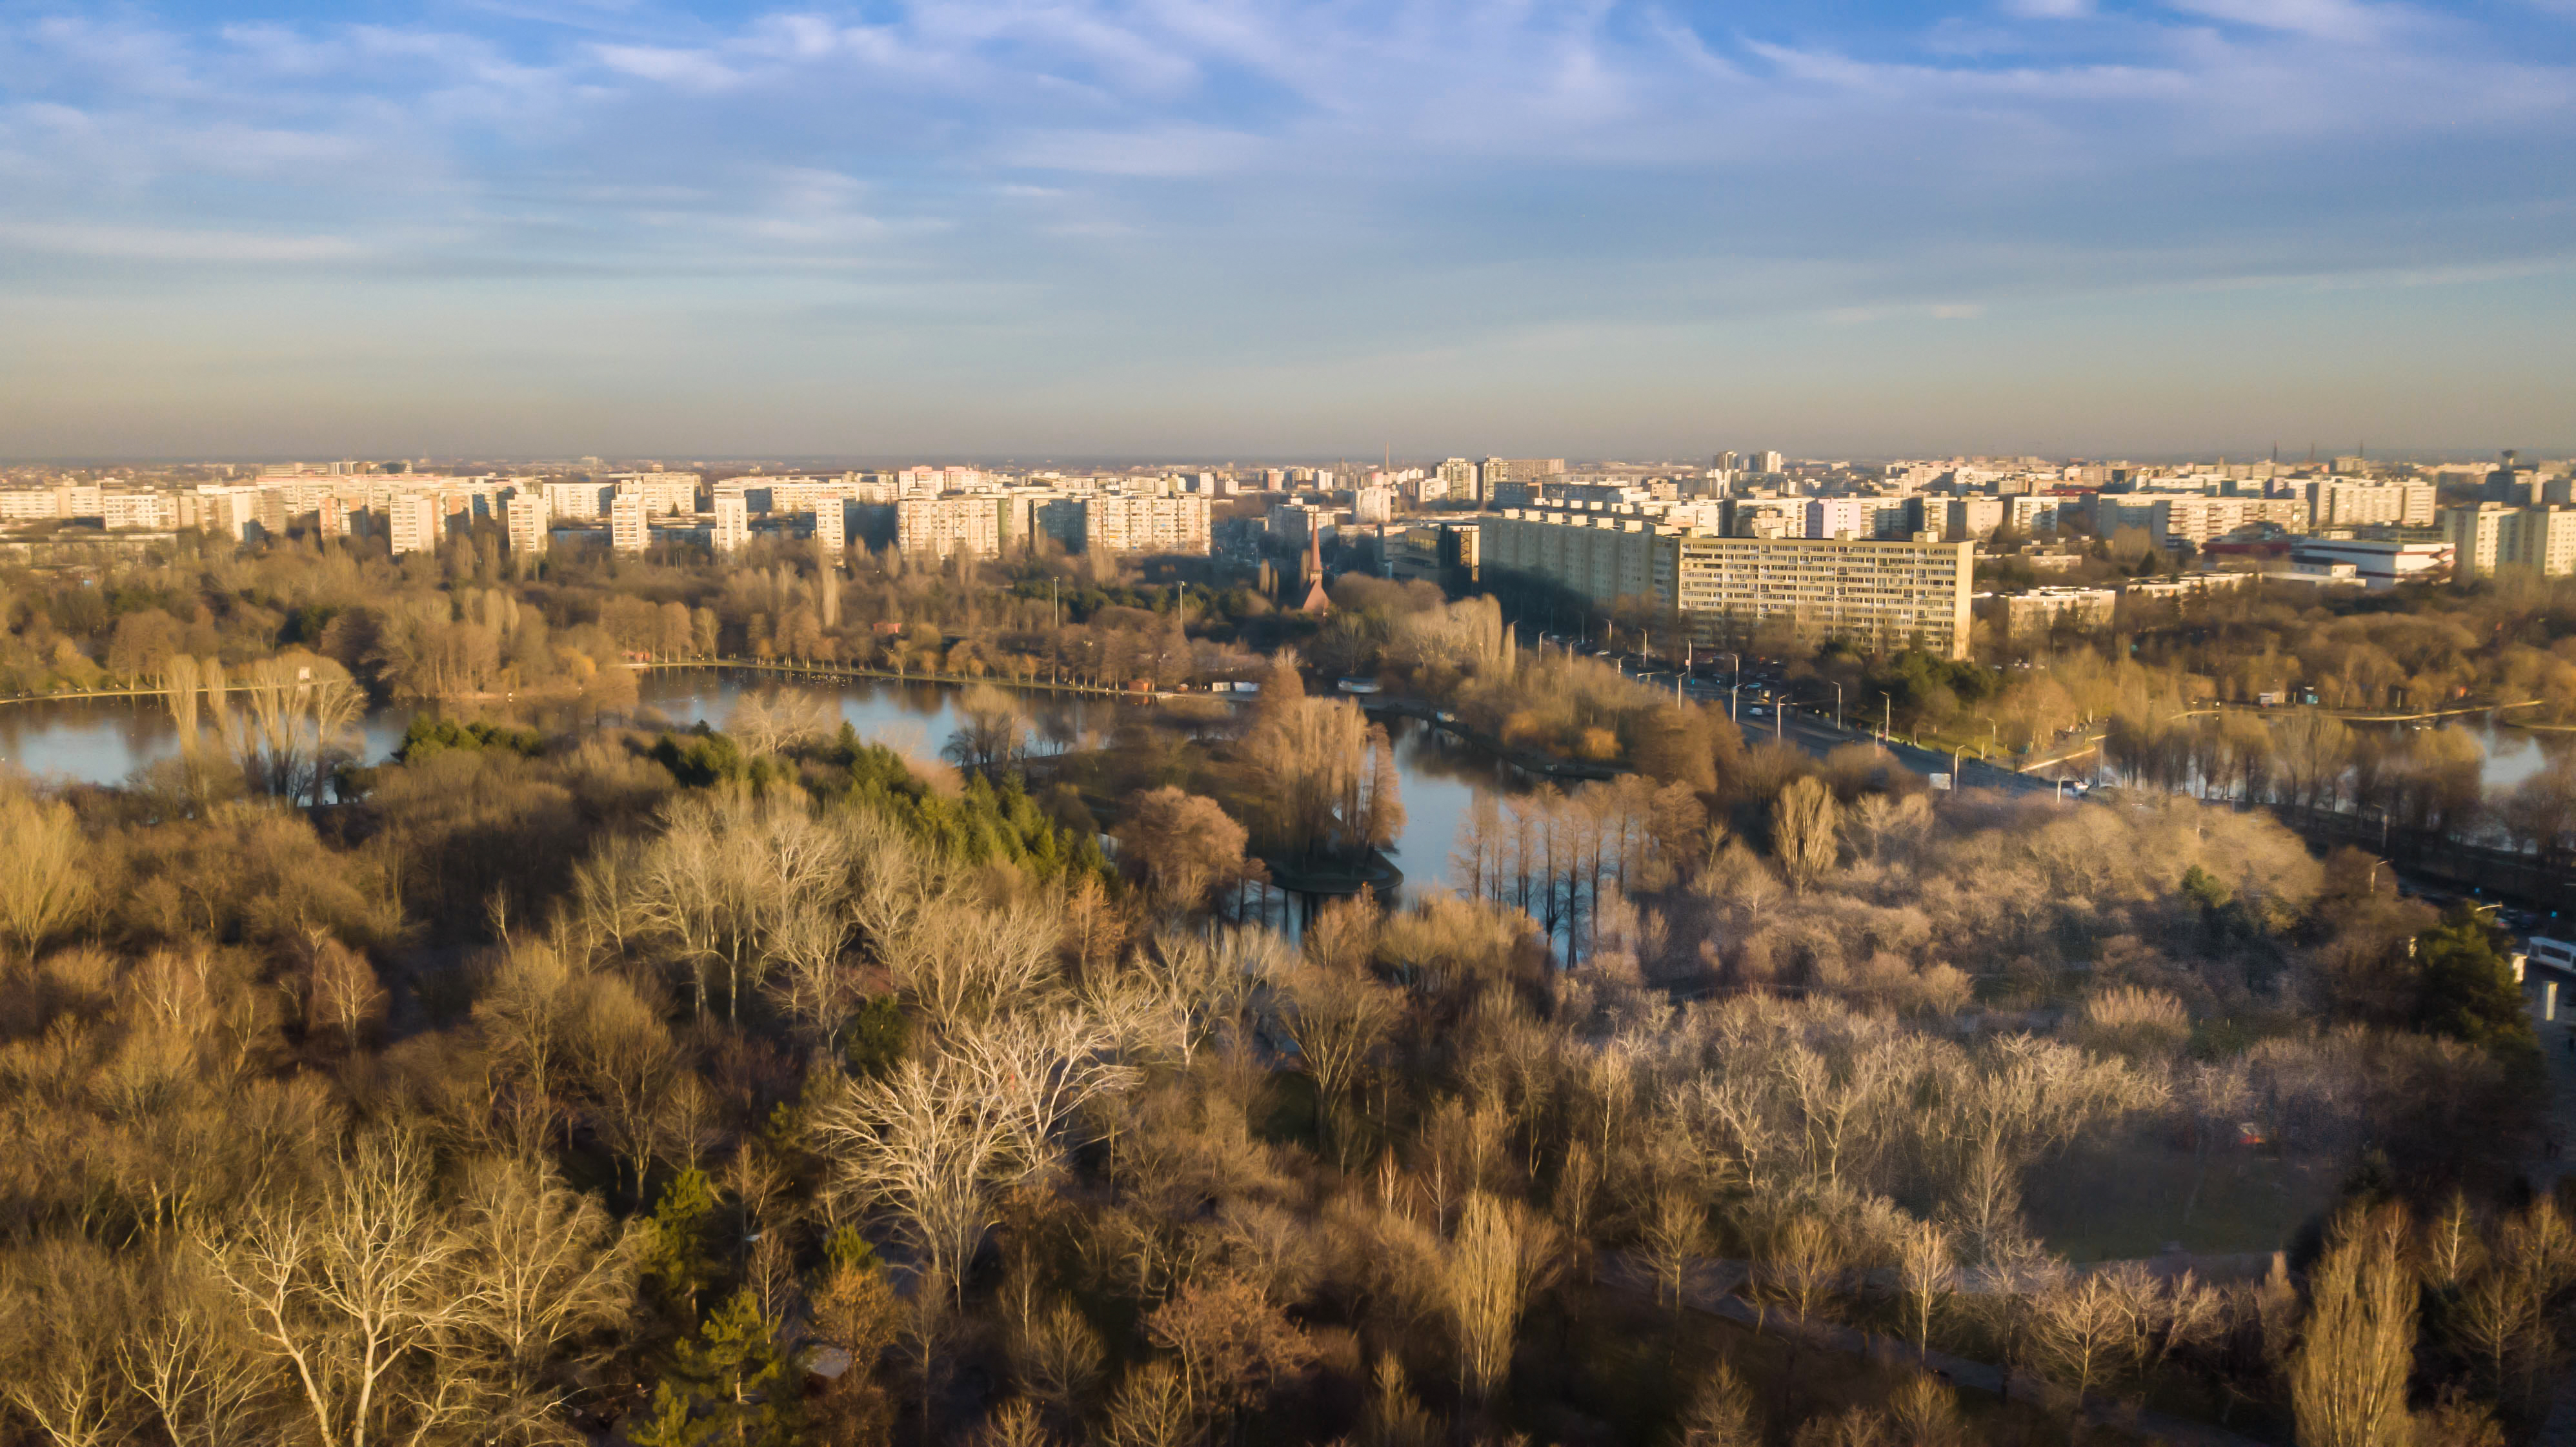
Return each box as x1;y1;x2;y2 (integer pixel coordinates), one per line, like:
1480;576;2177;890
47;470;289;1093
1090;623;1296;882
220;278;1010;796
3;0;2572;457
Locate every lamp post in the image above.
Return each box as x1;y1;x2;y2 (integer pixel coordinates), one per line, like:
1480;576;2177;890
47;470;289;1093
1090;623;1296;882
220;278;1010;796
1833;682;1844;733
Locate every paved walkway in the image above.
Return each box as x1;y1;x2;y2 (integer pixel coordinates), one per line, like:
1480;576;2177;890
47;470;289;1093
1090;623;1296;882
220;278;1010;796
1598;1253;2271;1447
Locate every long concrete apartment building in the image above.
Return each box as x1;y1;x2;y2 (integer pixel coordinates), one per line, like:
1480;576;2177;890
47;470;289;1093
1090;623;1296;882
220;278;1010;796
1480;507;1977;658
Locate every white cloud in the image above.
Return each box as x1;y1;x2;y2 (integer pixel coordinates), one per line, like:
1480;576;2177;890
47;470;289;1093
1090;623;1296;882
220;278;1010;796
0;221;361;262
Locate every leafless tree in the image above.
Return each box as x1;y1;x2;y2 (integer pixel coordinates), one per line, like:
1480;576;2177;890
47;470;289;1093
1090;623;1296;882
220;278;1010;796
1671;1361;1760;1447
205;1131;481;1447
1637;1186;1707;1312
1273;964;1400;1166
810;1054;1011;1304
1443;1191;1562;1404
727;687;834;758
0;1237;139;1447
1894;1216;1957;1362
448;1155;636;1426
1772;777;1840;893
2291;1206;2416;1447
880;895;1062;1029
121;1254;274;1447
0;783;92;955
1102;1360;1196;1447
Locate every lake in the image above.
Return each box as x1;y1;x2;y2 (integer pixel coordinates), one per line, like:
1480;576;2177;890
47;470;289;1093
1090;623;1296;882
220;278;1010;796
0;671;1520;897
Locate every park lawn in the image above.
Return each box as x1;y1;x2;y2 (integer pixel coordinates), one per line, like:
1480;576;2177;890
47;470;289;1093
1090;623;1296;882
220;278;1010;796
2020;1137;2340;1263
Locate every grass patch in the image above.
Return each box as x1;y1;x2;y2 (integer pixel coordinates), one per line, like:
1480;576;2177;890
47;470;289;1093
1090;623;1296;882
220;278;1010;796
2022;1138;2337;1262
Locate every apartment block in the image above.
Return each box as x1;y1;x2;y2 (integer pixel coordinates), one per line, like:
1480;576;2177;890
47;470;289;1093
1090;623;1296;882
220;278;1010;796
605;473;701;514
2441;503;2508;576
1082;493;1211;554
609;492;649;554
712;493;750;554
1673;534;1975;659
1480;509;1671;608
813;497;846;552
897;494;1004;559
2309;480;2437;529
503;490;549;556
387;494;442;556
545;481;612;520
2505;507;2576;577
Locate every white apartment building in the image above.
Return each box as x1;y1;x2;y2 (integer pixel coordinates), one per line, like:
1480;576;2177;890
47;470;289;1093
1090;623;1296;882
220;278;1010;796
1806;498;1876;540
1484;509;1974;658
2309;480;2437;529
2503;507;2576;578
1074;494;1213;554
898;494;1004;559
1675;534;1973;658
545;481;611;520
606;474;700;515
610;493;649;554
2442;504;2508;576
1437;458;1478;503
503;490;549;557
388;494;443;556
813;498;846;552
712;493;750;554
102;492;174;530
2448;505;2576;579
2095;493;2307;547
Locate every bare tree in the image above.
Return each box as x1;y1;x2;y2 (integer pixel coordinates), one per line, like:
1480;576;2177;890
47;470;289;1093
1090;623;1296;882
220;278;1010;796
1637;1186;1707;1312
1671;1361;1761;1447
1011;1300;1105;1424
1273;964;1400;1166
1443;1191;1562;1405
0;1238;139;1447
880;895;1062;1029
206;1132;482;1447
121;1254;274;1447
2291;1206;2417;1447
1771;778;1839;893
0;783;92;955
727;687;834;758
810;1055;1010;1304
1102;1360;1196;1447
448;1155;636;1427
1894;1216;1957;1362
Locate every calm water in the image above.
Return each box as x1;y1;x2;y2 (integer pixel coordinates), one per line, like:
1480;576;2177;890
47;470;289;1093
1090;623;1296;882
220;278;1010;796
0;672;1522;896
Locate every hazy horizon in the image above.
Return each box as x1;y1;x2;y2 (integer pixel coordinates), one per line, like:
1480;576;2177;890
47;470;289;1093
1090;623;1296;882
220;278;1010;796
5;0;2572;458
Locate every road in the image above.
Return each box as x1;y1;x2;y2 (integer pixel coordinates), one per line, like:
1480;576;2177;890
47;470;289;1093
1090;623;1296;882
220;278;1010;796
1727;700;2071;799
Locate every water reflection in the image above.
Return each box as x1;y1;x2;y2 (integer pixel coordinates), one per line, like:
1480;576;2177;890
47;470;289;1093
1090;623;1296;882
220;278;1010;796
0;672;1535;900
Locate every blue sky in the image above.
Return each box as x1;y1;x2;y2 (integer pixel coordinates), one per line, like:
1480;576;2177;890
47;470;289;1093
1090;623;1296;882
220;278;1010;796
1;0;2571;460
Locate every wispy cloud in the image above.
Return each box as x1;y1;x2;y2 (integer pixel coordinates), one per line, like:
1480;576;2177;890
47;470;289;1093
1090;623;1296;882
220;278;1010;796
0;221;363;262
0;0;2570;452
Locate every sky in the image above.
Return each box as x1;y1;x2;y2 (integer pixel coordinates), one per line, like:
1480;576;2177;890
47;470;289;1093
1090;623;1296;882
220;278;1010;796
1;0;2572;461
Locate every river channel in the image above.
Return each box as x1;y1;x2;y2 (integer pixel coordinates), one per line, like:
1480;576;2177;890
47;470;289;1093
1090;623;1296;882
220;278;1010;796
0;671;1524;897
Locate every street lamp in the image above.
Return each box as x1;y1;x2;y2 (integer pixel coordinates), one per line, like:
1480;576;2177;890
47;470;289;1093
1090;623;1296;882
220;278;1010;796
1833;682;1844;733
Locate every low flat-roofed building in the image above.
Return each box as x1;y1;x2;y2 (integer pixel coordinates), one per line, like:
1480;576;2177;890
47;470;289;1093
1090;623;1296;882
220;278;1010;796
1975;586;2117;640
2288;536;2453;589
